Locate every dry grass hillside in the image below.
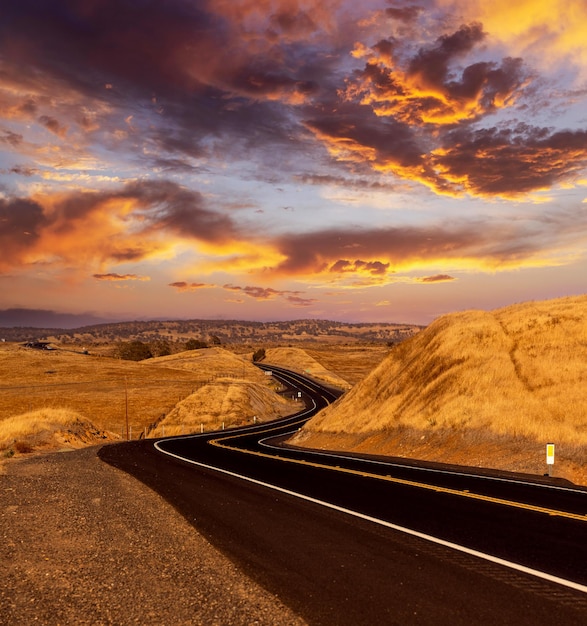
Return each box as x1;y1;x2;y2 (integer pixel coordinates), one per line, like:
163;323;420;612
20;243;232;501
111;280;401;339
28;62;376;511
291;295;587;484
262;347;353;390
0;345;298;457
0;408;117;456
149;382;297;437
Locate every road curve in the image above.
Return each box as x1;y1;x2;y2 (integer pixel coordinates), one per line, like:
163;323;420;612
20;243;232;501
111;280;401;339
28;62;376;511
99;365;587;625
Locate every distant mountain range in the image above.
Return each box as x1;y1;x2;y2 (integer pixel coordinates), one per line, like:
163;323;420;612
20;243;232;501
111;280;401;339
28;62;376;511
0;309;111;329
0;316;422;345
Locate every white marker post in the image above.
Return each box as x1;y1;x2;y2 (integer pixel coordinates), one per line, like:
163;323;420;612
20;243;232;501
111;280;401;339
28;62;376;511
546;443;555;476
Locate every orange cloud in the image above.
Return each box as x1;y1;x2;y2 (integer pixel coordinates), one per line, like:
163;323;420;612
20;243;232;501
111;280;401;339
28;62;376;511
270;213;587;281
416;274;455;283
0;181;243;273
93;273;150;281
329;259;390;276
222;283;316;306
448;0;587;79
344;24;527;127
306;19;587;199
169;281;215;292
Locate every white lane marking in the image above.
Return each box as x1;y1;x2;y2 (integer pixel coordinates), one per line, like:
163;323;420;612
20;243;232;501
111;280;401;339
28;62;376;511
259;433;587;497
259;367;587;497
154;439;587;595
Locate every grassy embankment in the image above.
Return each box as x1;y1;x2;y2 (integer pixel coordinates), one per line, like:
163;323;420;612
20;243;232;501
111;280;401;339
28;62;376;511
292;295;587;484
0;346;307;456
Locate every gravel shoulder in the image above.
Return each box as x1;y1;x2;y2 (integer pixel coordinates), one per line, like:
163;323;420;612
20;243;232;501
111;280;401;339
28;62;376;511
0;446;305;625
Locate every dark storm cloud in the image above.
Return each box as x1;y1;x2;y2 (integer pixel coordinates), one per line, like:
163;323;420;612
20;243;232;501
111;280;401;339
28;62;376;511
121;181;237;242
40;180;237;244
0;197;47;262
271;210;587;276
273;225;483;274
434;125;587;195
407;22;486;87
0;0;218;96
0;0;329;165
304;100;424;169
385;5;423;23
345;24;527;128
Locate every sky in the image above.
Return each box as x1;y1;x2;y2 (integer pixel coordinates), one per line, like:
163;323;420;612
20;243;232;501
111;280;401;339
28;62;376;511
1;0;587;327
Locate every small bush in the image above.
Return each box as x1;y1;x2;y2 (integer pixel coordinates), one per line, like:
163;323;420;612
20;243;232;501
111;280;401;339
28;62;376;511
14;440;33;454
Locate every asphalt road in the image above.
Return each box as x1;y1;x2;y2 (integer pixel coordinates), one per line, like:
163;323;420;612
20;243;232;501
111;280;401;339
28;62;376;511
99;365;587;625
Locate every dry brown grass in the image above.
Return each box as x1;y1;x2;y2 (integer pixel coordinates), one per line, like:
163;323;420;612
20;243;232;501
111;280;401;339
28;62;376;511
0;345;304;452
149;381;298;437
292;295;587;483
263;347;353;389
0;345;204;438
304;345;390;386
0;407;118;456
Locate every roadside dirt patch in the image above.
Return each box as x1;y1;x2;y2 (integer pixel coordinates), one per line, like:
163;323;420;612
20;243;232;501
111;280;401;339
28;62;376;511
292;428;587;486
0;446;305;625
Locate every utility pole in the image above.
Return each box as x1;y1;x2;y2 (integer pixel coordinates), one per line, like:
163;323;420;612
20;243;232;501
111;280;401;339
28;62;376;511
125;377;129;440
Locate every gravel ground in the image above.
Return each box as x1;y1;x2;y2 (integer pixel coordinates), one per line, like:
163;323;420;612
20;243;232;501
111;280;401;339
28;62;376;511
0;446;306;625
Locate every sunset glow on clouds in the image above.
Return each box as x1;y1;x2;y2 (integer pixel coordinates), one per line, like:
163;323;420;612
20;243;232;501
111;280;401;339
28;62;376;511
1;0;587;326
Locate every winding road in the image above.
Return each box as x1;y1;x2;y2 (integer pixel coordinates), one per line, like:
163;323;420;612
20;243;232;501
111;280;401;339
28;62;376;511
99;364;587;625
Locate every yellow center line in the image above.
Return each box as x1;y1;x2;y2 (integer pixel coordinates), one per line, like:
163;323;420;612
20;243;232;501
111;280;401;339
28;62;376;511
210;435;587;523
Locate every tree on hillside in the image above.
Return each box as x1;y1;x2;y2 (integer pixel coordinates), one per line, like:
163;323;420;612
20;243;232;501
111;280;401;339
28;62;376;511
252;348;266;362
117;340;153;361
151;340;171;357
185;338;208;350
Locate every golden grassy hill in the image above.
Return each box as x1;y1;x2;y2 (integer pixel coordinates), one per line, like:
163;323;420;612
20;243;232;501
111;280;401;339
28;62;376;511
0;408;118;456
291;295;587;484
0;345;298;457
263;347;352;390
149;381;297;437
146;347;269;382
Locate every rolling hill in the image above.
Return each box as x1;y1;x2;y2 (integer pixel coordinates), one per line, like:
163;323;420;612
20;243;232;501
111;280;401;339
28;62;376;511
291;295;587;484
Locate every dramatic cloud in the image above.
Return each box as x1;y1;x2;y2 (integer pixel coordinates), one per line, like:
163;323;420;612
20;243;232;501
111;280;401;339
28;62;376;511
1;1;587;323
271;211;587;279
432;126;587;196
0;181;242;272
329;259;390;275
